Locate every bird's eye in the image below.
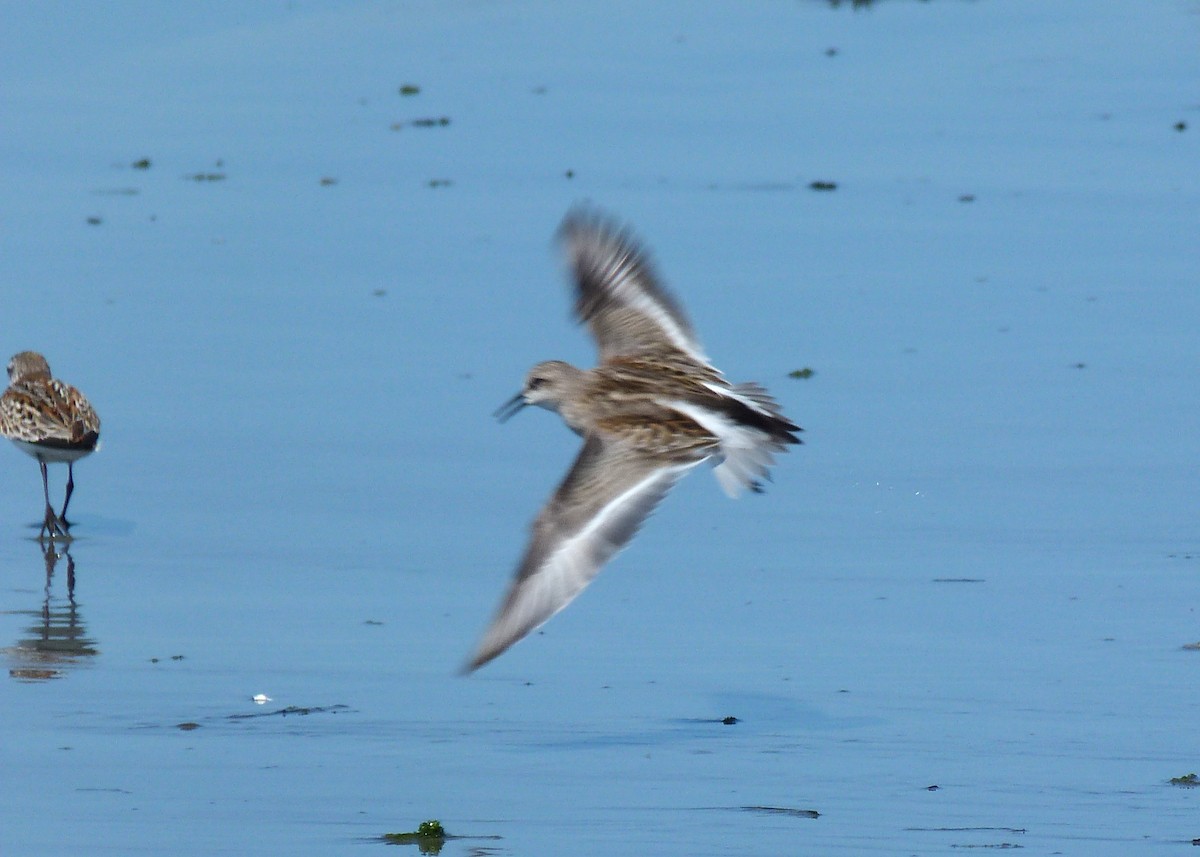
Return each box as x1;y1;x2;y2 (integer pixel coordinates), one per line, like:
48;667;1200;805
527;377;545;390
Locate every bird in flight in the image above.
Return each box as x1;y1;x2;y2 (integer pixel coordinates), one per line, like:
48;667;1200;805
466;208;801;671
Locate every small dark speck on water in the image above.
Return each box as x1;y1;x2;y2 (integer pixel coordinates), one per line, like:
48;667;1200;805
958;193;976;203
1181;642;1200;651
926;784;941;791
86;216;102;225
565;169;575;179
825;47;838;56
364;618;384;624
1073;362;1087;369
398;84;420;96
1174;121;1187;132
808;180;838;191
427;179;453;188
319;176;338;186
131;157;152;170
722;716;739;725
177;722;201;731
1169;773;1199;787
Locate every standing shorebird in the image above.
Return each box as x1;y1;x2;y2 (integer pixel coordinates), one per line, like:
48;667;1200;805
0;352;101;539
465;209;801;671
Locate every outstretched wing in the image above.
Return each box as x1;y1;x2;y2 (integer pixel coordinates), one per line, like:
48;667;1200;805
465;435;702;671
559;207;708;364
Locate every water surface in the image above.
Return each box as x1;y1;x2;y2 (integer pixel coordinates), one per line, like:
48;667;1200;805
1;1;1197;854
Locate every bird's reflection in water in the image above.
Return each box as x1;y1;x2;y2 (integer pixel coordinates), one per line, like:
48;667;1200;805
5;540;97;681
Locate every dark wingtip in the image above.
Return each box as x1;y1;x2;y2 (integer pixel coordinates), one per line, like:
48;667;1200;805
459;645;499;675
556;204;642;265
32;433;100;452
557;202;607;242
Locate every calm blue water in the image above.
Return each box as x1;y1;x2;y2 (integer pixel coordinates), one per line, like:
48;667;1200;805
2;1;1197;854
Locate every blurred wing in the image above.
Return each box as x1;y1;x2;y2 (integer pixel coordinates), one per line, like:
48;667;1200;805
466;435;700;671
559;208;707;363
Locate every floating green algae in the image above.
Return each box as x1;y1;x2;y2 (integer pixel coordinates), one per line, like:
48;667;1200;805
382;820;447;853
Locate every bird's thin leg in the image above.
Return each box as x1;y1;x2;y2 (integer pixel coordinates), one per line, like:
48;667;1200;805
39;461;56;538
39;461;65;538
60;462;76;528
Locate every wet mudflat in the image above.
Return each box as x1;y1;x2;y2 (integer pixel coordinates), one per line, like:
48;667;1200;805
1;1;1197;854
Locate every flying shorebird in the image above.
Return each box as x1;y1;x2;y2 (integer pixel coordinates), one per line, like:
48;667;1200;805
465;209;801;671
0;352;101;538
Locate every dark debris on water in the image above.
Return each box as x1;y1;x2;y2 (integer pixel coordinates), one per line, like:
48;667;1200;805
391;117;451;131
742;805;820;820
228;704;351;720
380;820;502;853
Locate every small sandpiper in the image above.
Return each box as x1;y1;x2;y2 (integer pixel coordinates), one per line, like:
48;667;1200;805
0;352;101;539
466;208;801;671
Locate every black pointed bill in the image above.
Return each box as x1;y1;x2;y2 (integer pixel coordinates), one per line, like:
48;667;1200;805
494;392;528;422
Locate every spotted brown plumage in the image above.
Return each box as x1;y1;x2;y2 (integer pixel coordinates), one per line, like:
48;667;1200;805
0;351;101;538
